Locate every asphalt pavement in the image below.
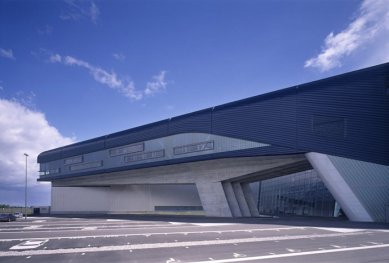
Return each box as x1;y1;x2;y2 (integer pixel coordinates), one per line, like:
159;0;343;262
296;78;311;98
0;215;388;263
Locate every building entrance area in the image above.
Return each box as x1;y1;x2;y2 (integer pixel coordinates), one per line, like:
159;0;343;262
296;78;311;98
256;170;340;218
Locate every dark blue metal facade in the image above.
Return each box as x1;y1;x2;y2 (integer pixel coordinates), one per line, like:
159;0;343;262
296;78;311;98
38;63;389;169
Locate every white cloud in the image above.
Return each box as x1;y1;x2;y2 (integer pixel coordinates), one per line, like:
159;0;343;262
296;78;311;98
0;48;15;60
49;54;62;63
305;0;389;71
113;53;126;61
37;25;53;35
60;0;100;24
90;2;99;24
50;54;143;100
145;71;167;96
0;98;75;195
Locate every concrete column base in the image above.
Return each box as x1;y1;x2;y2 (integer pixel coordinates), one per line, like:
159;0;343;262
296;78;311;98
242;183;260;217
222;182;242;217
232;182;251;217
196;182;232;217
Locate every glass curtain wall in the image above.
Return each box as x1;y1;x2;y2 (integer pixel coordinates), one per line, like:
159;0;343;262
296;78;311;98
258;170;336;217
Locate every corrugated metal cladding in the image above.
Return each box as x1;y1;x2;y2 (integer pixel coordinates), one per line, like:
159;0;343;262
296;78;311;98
61;139;105;159
38;63;389;166
296;64;389;165
212;92;297;148
169;108;213;135
105;120;169;148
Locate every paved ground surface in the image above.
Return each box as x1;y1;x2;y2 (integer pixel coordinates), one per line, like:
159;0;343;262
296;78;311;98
0;215;388;263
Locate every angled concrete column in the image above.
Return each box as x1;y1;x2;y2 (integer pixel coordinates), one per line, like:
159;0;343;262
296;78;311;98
222;182;242;217
241;183;260;217
232;182;251;217
306;152;373;222
196;182;232;217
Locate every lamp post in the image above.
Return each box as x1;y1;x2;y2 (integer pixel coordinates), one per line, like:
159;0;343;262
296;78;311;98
24;153;28;220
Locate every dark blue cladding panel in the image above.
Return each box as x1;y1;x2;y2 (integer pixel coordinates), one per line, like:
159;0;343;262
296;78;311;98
37;149;62;163
212;90;297;148
61;139;105;159
169;108;212;135
105;120;169;148
296;64;389;165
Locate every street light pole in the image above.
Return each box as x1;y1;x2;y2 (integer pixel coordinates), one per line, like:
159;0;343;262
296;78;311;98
24;153;28;220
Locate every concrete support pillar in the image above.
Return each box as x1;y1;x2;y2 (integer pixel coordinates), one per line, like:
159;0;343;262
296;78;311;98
222;182;242;217
241;183;260;217
196;182;232;217
232;182;251;217
306;152;373;222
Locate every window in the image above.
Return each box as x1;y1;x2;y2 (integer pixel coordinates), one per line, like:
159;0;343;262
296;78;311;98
64;156;83;165
69;161;103;171
312;115;346;137
124;150;165;163
109;142;144;157
173;141;214;155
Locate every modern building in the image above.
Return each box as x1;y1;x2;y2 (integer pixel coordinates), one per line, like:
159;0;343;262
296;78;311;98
38;63;389;222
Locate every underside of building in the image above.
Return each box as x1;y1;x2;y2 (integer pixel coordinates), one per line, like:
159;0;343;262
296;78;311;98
38;63;389;222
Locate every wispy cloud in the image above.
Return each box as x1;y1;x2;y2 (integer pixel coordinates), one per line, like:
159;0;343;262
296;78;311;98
0;98;75;204
145;71;167;96
60;0;100;24
13;91;37;109
49;53;168;100
113;53;126;61
0;48;15;60
90;2;99;24
305;0;389;71
37;25;53;35
50;54;143;100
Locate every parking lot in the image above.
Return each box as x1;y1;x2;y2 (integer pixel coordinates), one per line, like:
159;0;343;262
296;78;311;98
0;215;388;262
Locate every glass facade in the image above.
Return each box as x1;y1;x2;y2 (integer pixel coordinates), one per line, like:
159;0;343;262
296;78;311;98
258;170;336;217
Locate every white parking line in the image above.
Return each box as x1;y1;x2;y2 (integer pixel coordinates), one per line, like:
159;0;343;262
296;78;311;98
314;227;365;233
0;232;367;257
22;226;42;230
82;227;97;231
191;223;235;227
10;240;48;250
188;243;389;262
0;223;191;233
0;227;306;242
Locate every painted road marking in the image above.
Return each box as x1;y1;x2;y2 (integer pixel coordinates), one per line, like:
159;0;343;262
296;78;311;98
82;227;97;231
188;243;389;262
22;226;42;230
191;223;235;227
330;245;344;248
10;240;48;250
314;227;365;233
233;253;246;258
0;226;307;242
0;223;189;232
0;232;367;257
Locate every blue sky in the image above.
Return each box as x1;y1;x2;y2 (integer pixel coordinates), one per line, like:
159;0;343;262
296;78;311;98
0;0;388;206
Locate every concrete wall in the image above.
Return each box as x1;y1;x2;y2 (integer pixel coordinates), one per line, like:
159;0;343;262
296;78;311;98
51;184;201;214
52;155;309;217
